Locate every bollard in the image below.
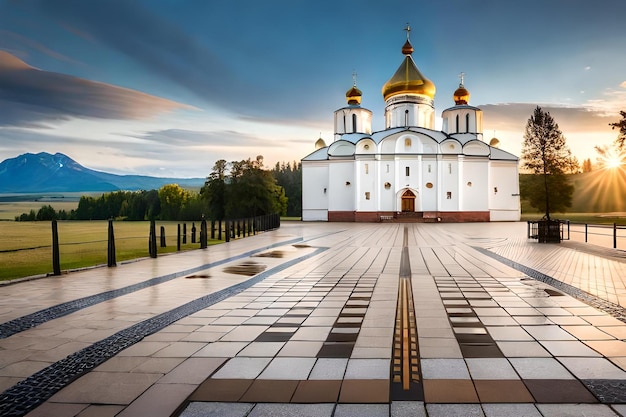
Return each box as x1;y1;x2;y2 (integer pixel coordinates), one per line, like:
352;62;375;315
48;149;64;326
200;217;207;249
225;220;230;242
211;220;215;239
107;219;116;267
160;226;166;247
52;219;61;275
183;223;187;244
218;220;222;241
149;220;157;258
177;224;181;251
191;222;196;243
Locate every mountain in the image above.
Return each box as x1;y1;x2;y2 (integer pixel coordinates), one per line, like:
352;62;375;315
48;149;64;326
0;152;205;193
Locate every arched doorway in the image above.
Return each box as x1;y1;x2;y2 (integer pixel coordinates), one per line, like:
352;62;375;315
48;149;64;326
401;190;416;212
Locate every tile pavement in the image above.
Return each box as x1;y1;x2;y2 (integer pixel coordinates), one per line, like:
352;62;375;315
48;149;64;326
0;222;624;416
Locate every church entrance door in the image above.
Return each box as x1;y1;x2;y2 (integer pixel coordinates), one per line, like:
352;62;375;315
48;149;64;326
401;190;416;212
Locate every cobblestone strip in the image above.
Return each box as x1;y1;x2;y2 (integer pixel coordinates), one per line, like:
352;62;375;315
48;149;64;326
0;237;304;339
0;247;327;417
472;246;626;323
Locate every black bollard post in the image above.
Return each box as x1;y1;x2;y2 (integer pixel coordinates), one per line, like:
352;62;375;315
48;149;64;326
149;220;157;258
107;218;116;267
191;222;196;243
183;223;187;244
225;220;230;242
200;217;207;249
237;220;241;238
218;220;222;241
160;226;166;247
211;220;215;239
177;224;181;251
52;219;61;275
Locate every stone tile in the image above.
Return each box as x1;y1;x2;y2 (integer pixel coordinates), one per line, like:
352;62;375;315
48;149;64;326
292;327;332;341
496;341;550;357
317;342;354;358
562;325;616;340
540;340;602;357
179;401;254;417
598;326;626;339
277;341;322;357
240;379;298;402
474;380;534;402
536;403;618;416
523;379;597;403
585;340;626;357
421;359;470;379
425;403;484;417
220;325;268;342
189;379;253;401
258;357;316;380
237;342;285;357
309;358;348;380
558;357;626;379
152;342;206;357
523;325;576;341
211;357;271;379
486;327;532;341
482;403;542;417
465;358;518;379
247;403;335;417
49;371;161;404
509;357;574;379
423;379;479;403
116;382;196;417
159;357;226;383
291;380;341;403
390;401;427;417
193;341;248;357
117;342;170;357
339;379;389;403
344;359;389;379
334;404;389;417
24;402;88;417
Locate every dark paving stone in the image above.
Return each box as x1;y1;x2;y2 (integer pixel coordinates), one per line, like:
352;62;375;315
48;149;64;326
240;379;299;403
291;380;342;403
474;380;534;402
326;332;359;343
459;343;504;358
189;379;253;401
317;342;354;358
524;379;598;403
339;380;389;403
582;379;626;403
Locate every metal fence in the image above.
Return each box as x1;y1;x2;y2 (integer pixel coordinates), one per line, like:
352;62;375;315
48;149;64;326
528;219;626;250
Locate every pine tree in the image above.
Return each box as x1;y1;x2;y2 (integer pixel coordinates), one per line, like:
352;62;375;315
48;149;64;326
609;110;626;149
520;106;575;219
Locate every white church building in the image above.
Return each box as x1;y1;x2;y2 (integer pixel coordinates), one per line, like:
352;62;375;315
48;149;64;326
302;30;520;223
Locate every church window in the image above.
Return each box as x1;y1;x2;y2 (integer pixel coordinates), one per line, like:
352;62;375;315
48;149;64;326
448;163;452;174
386;164;390;173
405;138;411;147
455;115;459;133
428;164;431;173
365;164;369;174
447;191;452;199
405;167;410;176
365;192;371;200
426;182;433;189
466;114;470;133
405;110;409;126
352;114;357;132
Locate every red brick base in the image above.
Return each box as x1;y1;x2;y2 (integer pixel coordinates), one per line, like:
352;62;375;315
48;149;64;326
327;211;490;223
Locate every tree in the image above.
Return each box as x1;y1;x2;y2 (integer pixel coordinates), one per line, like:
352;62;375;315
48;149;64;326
201;159;228;220
158;184;191;220
271;161;302;217
520;106;575;218
609;110;626;149
582;158;593;173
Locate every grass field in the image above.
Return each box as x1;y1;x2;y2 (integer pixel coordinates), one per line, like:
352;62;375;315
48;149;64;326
0;220;222;281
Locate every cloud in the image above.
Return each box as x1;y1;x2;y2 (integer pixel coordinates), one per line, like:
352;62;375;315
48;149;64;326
134;129;268;148
0;51;190;127
620;81;626;88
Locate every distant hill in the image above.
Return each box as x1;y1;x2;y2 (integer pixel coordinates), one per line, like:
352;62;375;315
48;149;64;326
0;152;205;193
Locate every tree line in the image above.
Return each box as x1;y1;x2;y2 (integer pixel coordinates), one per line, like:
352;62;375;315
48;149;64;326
15;157;302;221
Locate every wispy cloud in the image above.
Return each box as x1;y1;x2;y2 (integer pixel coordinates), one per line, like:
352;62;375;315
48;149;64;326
0;51;190;127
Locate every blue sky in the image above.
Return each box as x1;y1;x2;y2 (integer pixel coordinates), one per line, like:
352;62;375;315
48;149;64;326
0;0;624;177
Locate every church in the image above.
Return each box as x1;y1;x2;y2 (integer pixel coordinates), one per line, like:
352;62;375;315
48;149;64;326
301;28;520;222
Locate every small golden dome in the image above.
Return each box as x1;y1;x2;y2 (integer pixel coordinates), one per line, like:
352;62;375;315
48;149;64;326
346;85;362;105
453;84;470;105
315;137;327;149
382;38;436;101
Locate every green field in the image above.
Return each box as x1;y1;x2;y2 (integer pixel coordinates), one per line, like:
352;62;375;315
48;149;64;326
0;220;222;281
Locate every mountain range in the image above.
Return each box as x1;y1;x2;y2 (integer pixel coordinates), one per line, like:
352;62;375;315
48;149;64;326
0;152;205;193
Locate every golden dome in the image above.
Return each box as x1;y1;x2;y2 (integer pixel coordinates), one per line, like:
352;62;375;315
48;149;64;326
346;85;362;105
453;84;470;105
315;137;327;149
382;39;436;101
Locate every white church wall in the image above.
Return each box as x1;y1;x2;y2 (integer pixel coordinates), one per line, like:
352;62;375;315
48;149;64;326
489;161;521;221
379;159;395;211
461;159;489;211
328;162;355;211
421;157;437;211
356;159;377;211
302;163;329;221
440;157;460;211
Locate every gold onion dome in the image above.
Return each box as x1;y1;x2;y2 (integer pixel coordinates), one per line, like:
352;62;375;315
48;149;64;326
382;38;436;101
453;83;470;105
346;85;362;105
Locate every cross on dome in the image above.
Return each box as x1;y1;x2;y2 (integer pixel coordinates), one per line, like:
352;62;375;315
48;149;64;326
404;23;411;40
459;72;465;86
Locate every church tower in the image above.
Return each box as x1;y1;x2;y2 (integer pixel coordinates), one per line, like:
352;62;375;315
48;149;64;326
441;74;484;137
333;74;372;141
382;25;436;129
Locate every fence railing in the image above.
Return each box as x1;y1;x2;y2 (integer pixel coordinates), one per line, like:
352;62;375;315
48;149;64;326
528;219;626;250
48;214;280;276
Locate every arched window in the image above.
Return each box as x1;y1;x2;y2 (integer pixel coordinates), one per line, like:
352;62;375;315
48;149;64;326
405;138;411;148
455;114;459;133
465;114;470;133
352;114;357;132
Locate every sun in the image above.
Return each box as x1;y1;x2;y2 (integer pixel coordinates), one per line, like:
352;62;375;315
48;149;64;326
606;156;622;169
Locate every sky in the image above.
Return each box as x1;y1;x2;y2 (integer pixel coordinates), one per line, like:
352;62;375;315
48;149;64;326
0;0;624;178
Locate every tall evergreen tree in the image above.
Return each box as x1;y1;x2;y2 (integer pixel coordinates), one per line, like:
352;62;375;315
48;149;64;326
609;110;626;149
520;106;575;219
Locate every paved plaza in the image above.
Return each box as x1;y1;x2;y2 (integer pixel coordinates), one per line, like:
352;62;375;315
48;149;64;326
1;221;625;417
